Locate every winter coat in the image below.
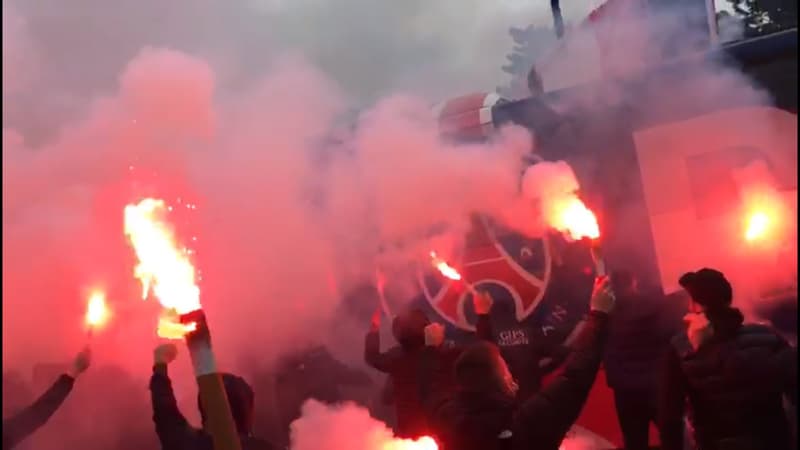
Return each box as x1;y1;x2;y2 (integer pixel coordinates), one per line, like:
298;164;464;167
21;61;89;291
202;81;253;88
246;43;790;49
364;311;491;438
658;308;797;450
421;311;610;450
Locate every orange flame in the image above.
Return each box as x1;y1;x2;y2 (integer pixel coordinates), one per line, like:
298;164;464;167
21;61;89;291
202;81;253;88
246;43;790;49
550;196;600;241
85;291;110;328
124;198;200;339
383;435;438;450
744;211;771;242
740;184;785;245
430;251;462;281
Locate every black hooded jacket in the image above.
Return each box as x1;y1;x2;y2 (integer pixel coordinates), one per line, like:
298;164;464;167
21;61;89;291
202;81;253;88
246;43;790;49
659;308;797;450
364;310;492;438
149;365;274;450
421;311;610;450
2;374;74;450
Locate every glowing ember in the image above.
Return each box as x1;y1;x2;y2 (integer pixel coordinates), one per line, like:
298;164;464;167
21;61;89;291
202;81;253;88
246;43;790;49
124;198;201;339
745;211;770;242
383;435;438;450
430;251;462;281
550;196;600;241
85;291;110;328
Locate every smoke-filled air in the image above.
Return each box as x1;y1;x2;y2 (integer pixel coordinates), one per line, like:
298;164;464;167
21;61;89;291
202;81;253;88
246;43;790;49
3;0;797;449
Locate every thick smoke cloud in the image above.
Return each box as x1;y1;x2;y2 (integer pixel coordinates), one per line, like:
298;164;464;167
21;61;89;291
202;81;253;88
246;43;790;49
1;0;602;135
2;31;534;450
2;43;536;368
290;400;437;450
2;1;795;449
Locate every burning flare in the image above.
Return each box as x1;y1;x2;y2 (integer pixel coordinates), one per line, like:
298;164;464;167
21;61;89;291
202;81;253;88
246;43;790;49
85;291;110;329
744;211;770;242
430;251;462;281
382;436;438;450
741;186;783;244
124;198;200;339
550;196;600;241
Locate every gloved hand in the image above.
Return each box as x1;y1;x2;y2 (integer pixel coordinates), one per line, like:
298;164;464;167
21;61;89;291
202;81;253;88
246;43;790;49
67;346;91;378
424;323;445;347
154;343;178;366
473;291;494;315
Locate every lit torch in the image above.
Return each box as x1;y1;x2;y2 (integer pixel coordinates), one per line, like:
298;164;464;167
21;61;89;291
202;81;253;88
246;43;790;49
85;290;110;339
429;251;480;297
547;195;605;276
744;211;770;242
124;198;241;450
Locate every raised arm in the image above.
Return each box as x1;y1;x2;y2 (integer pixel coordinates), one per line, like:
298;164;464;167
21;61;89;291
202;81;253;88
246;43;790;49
514;311;610;446
2;348;90;450
364;309;399;373
3;376;74;449
149;344;196;449
512;277;615;448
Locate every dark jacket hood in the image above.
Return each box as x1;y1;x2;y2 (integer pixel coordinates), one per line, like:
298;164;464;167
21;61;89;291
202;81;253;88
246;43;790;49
198;373;255;435
392;309;430;350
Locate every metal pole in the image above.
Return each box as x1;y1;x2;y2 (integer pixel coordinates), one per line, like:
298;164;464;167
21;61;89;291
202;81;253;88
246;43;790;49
705;0;720;46
551;0;565;39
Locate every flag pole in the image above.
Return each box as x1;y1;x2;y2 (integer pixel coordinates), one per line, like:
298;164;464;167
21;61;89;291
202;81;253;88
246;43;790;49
705;0;720;46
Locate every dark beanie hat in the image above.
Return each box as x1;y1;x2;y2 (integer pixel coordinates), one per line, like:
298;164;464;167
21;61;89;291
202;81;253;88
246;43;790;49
678;268;733;312
391;308;430;350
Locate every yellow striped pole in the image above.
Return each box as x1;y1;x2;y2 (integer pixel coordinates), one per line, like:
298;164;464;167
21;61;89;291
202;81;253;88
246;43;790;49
181;310;242;450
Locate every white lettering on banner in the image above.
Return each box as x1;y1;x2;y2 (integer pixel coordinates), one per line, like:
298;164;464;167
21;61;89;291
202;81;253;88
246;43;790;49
498;329;530;346
633;107;797;294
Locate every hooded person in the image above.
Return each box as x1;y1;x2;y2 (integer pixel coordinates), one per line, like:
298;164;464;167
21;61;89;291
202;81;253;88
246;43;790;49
364;307;435;438
659;268;797;450
2;348;91;450
149;343;274;450
364;296;493;438
419;276;615;450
